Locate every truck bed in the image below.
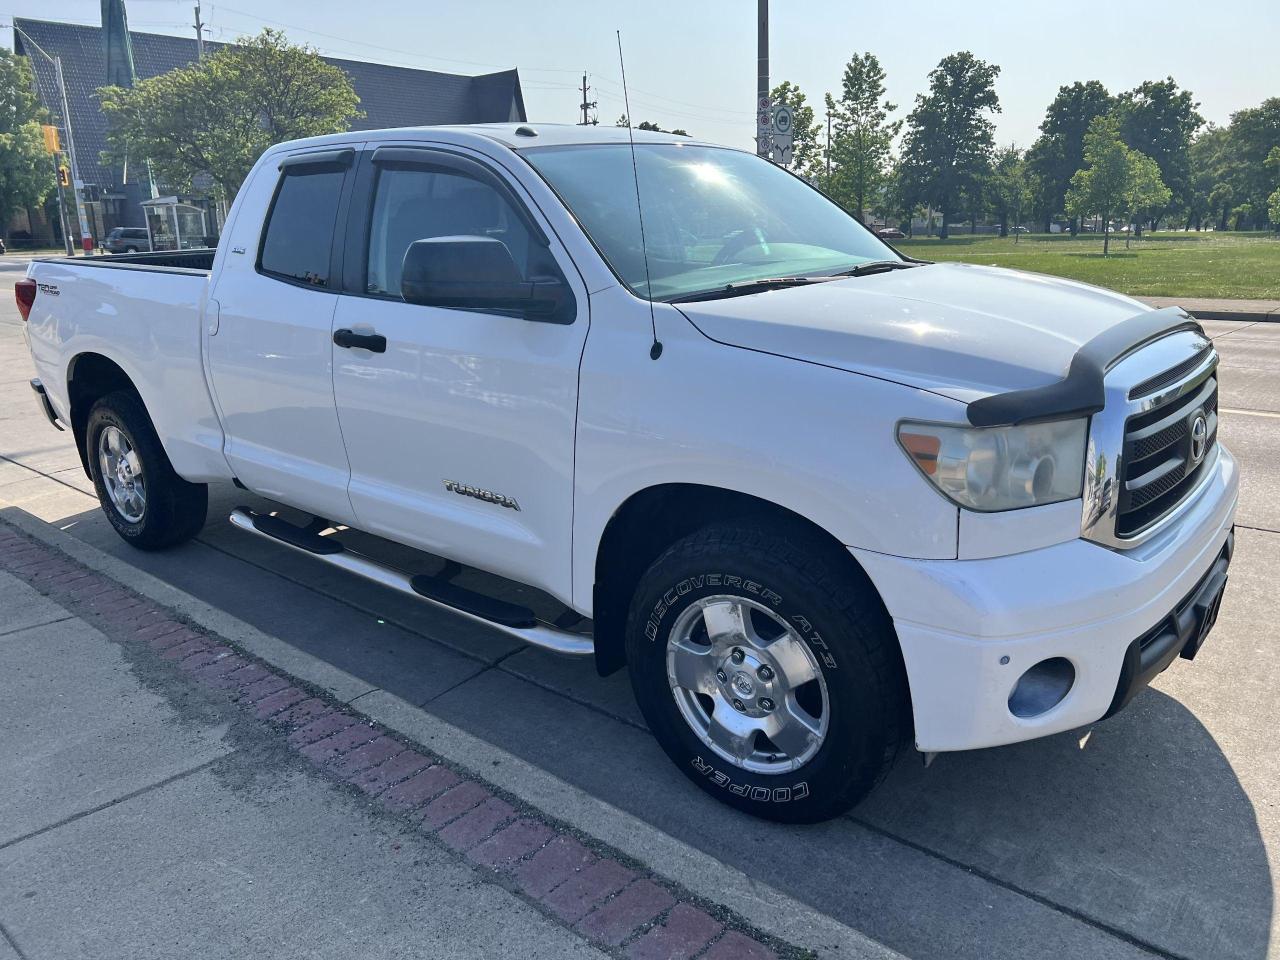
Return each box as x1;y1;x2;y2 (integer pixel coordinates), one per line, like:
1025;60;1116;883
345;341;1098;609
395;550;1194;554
36;248;216;273
25;249;231;484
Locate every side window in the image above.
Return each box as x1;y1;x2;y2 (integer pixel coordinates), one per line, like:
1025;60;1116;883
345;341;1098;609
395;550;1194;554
366;166;534;297
259;167;345;287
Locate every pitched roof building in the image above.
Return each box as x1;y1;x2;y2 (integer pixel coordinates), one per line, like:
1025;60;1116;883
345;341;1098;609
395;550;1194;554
15;17;526;239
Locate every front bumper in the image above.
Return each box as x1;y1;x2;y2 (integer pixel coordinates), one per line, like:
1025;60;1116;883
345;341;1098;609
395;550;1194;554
853;445;1238;753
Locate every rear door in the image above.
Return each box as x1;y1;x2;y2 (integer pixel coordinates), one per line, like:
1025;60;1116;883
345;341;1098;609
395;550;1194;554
205;147;360;523
328;144;589;601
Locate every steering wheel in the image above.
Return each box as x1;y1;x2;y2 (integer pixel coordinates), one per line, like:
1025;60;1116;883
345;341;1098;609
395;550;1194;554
712;226;769;266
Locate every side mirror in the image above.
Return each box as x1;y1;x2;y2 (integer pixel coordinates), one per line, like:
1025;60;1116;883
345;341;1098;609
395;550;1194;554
400;236;571;322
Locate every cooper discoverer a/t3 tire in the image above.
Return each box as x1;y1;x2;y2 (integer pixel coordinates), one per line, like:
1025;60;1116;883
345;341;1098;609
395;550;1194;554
86;390;208;550
625;521;910;823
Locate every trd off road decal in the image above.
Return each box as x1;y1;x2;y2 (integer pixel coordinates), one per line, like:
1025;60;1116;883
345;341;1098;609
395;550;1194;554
691;756;810;802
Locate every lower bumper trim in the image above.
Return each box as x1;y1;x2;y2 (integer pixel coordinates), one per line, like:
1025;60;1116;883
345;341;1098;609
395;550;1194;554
1104;527;1233;718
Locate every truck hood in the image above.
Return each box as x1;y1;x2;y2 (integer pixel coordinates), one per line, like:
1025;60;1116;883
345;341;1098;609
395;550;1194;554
674;262;1151;404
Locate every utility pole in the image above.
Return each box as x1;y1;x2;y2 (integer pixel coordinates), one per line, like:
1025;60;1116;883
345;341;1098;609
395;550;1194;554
194;2;206;59
54;57;94;255
578;72;597;125
825;110;832;182
51;152;74;256
756;0;769;157
16;24;93;254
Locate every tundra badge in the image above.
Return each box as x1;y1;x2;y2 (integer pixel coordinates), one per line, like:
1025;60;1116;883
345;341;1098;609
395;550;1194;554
442;480;521;511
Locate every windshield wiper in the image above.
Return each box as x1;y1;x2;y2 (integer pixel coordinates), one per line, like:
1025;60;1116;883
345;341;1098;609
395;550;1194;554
667;276;838;304
839;260;923;278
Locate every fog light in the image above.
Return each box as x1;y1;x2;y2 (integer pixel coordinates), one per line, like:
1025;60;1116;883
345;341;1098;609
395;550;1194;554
1008;657;1075;718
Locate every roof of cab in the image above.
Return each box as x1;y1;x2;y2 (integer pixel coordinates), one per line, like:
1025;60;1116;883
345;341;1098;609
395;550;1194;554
266;122;723;158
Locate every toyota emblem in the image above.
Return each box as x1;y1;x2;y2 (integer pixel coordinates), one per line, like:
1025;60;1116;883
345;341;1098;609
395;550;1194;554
1188;411;1209;465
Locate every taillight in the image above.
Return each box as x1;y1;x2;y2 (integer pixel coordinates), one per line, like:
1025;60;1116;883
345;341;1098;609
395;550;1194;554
15;279;36;322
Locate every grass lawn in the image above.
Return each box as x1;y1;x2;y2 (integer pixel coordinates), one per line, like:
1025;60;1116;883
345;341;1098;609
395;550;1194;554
895;231;1280;300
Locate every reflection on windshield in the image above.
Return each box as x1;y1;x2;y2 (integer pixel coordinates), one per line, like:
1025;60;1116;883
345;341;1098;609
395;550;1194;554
521;143;896;301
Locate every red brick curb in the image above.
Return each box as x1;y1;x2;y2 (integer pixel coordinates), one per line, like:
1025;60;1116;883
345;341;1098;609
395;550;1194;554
0;521;797;960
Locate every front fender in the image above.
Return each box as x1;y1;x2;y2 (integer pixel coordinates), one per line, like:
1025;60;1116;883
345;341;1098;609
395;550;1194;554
571;291;962;615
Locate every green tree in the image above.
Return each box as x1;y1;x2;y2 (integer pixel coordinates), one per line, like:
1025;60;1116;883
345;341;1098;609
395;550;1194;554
615;116;688;136
899;51;1000;239
1066;115;1130;255
1114;78;1203;225
1067;115;1167;256
1123;151;1171;247
1025;81;1114;233
823;53;900;219
1268;147;1280;231
769;81;822;177
0;49;53;233
1224;98;1280;228
99;29;361;201
1186;125;1229;230
871;159;916;233
988;145;1031;238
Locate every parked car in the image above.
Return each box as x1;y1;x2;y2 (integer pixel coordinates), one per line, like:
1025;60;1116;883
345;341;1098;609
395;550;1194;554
17;124;1237;823
102;227;152;254
1011;226;1029;234
876;227;906;240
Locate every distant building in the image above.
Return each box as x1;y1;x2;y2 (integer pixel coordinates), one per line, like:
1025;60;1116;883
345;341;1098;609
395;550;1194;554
14;17;526;244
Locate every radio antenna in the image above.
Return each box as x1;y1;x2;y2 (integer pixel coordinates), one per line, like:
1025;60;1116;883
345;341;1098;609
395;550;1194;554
617;31;662;360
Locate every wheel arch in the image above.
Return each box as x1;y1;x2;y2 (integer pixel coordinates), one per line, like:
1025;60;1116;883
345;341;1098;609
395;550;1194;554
66;352;144;477
589;482;892;677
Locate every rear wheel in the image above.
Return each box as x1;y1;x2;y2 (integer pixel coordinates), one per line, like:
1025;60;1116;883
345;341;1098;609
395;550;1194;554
625;521;909;823
86;390;207;550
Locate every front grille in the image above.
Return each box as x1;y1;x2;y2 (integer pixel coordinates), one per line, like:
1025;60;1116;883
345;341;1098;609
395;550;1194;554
1127;345;1213;400
1115;370;1218;537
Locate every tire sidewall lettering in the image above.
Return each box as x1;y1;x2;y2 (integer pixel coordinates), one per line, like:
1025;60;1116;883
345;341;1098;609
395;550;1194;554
646;572;837;672
691;755;809;803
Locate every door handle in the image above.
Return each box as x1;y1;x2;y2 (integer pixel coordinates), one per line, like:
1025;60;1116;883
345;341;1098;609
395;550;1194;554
333;328;387;353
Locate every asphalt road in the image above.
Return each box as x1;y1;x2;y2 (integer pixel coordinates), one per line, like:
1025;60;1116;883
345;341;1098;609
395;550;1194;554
2;258;1277;960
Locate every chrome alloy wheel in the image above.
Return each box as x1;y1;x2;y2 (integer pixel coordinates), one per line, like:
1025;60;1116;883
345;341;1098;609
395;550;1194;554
666;595;830;774
98;425;146;523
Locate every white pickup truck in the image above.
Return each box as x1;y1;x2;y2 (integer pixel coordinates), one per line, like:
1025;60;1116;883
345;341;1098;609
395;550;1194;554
19;124;1237;823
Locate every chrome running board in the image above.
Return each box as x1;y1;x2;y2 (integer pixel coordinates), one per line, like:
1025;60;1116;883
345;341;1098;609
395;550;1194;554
228;508;593;657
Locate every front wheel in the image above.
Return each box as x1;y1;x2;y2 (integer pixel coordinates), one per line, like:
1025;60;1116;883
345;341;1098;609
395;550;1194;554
625;522;910;823
86;390;208;550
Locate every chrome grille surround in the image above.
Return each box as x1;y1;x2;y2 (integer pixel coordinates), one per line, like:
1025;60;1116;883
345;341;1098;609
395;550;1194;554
1081;329;1219;549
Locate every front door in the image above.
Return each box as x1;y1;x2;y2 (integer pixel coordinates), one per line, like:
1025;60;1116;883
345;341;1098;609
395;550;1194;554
329;146;589;602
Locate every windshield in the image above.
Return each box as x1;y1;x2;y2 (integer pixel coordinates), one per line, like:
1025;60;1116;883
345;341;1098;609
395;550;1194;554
521;142;897;301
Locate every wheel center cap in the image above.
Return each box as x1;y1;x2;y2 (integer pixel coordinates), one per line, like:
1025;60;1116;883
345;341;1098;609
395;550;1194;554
731;672;754;698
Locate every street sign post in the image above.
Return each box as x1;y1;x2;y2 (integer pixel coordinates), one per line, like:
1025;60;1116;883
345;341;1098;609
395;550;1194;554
771;104;795;166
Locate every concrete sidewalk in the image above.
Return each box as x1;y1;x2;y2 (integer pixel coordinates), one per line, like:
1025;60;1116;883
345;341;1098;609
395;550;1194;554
0;523;807;960
1137;296;1280;322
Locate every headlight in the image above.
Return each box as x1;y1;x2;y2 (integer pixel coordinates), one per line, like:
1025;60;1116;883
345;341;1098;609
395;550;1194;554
897;418;1087;511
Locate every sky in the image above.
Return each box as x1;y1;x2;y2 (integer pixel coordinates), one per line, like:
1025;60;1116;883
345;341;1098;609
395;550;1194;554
5;0;1278;152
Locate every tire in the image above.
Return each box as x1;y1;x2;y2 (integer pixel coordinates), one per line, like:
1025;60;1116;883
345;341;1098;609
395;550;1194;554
125;246;138;253
85;390;207;550
625;521;910;823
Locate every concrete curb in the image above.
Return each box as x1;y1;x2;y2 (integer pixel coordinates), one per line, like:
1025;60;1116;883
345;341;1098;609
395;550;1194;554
1136;297;1280;323
0;500;903;960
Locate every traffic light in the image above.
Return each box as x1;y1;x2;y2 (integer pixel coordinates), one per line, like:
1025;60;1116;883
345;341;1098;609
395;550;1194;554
41;124;61;154
57;165;70;188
